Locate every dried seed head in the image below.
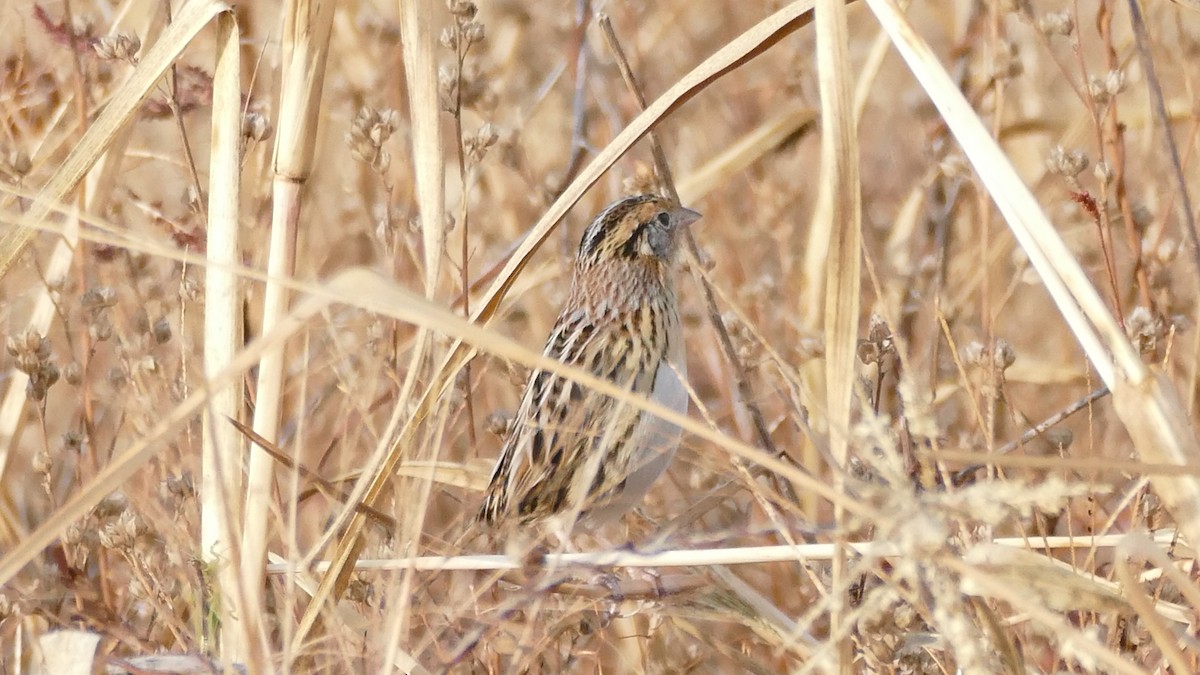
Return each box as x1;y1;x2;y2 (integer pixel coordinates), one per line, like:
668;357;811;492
992;339;1015;371
1038;11;1074;36
462;20;485;45
242;111;273;143
80;286;117;313
1126;306;1165;355
94;493;128;520
465;122;499;164
960;340;986;368
347;106;400;174
447;0;477;20
486;412;511;437
162;472;196;501
153;318;172;344
1087;71;1124;105
857;315;895;367
93;33;140;61
1104;69;1126;96
1046;146;1089;178
63;430;84;452
89;315;113;342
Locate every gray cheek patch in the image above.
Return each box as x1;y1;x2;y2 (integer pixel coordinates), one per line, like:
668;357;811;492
647;226;673;259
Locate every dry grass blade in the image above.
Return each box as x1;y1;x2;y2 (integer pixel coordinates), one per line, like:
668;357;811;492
1113;556;1191;674
200;9;251;667
948;557;1148;675
1113;374;1200;548
676;109;816;204
0;0;229;277
379;0;449;658
814;0;862;666
402;0;447;297
240;0;335;660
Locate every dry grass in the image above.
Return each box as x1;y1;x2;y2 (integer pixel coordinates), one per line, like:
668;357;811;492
3;0;1200;672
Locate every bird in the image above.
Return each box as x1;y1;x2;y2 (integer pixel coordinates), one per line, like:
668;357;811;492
477;193;700;535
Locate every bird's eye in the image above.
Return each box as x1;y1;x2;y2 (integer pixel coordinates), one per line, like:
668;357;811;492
655;211;671;229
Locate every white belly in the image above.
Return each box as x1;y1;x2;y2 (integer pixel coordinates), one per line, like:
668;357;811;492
586;357;688;524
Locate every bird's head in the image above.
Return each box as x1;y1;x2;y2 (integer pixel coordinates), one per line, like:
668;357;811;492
576;194;701;269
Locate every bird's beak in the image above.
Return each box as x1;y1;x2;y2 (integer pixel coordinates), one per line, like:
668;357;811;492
670;206;702;229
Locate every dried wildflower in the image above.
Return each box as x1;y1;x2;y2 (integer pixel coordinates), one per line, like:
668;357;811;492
153;318;172;344
347;106;400;174
346;576;374;605
485;412;511;437
99;512;138;550
89;315;113;342
8;328;59;400
1038;11;1074;36
456;62;492;110
1126;306;1165;355
462;20;485;46
1103;69;1125;96
80;285;117;313
465;122;499;165
93;33;140;61
63;430;84;452
857;314;894;367
96;492;129;518
1087;70;1124;105
960;340;986;368
1046;145;1089;178
438;65;458;113
447;0;477;19
242;111;273;144
991;338;1015;371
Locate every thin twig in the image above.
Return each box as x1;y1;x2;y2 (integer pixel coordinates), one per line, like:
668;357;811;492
1126;0;1200;282
953;385;1110;484
552;0;593;202
227;417;398;529
452;16;479;446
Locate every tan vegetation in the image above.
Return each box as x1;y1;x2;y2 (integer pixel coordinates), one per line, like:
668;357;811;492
2;0;1200;672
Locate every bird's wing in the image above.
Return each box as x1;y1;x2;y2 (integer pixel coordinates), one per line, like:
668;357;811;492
479;307;663;525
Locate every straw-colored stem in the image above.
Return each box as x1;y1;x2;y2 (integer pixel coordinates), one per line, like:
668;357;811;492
201;10;251;669
240;0;335;663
